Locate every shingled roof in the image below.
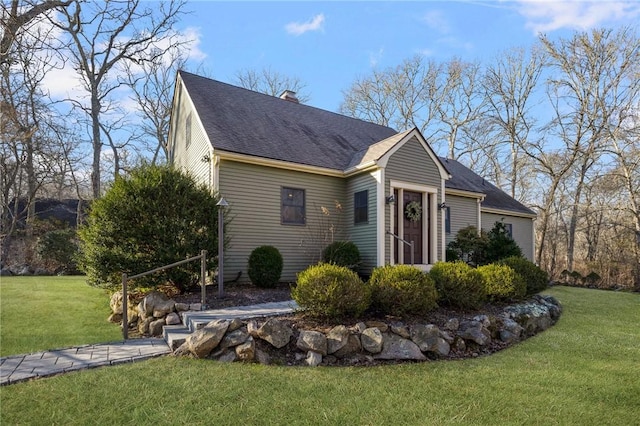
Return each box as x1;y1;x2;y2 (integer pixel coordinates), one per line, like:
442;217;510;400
441;157;535;216
179;71;398;171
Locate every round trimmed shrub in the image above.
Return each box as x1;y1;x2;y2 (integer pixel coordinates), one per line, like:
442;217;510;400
248;246;283;288
292;263;370;318
477;264;526;302
322;241;361;270
498;256;549;295
369;264;438;316
429;261;486;309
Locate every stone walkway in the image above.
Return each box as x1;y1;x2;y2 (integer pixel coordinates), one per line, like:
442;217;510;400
0;300;298;386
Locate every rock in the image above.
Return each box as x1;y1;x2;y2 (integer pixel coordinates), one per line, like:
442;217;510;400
165;312;181;326
297;330;327;356
228;318;245;332
361;328;383;354
149;318;166;337
499;329;518;344
255;348;271;365
189;303;202;311
353;322;367;333
453;337;466;351
138;317;153;335
141;291;170;317
110;291;129;314
173;342;192;357
410;324;440;351
501;318;523;339
255;318;293;349
439;330;454;344
211;348;237;363
444;318;460;331
306;351;322;367
323;355;337;365
175;302;190;312
235;337;255;361
473;314;491;328
108;313;122;324
326;325;350;355
458;321;491;346
221;328;249;349
333;334;362;358
504;302;553;335
186;319;231;358
0;268;13;276
247;320;259;337
365;320;388;332
374;333;426;361
390;323;410;339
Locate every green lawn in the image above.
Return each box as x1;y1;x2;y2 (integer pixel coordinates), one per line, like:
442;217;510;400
1;285;638;425
0;276;121;356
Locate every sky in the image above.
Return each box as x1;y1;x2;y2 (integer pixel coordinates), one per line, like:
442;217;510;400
178;0;640;112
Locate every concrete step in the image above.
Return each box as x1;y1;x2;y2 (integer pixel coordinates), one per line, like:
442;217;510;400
162;300;299;351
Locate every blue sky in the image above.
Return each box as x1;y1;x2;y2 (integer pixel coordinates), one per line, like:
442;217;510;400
180;1;640;112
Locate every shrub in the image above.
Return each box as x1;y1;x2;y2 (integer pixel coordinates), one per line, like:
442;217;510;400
247;246;283;288
369;264;438;316
429;261;486;309
484;222;523;264
446;226;488;266
477;264;526;302
35;229;79;273
78;164;224;292
498;256;549;295
322;241;361;270
292;263;370;318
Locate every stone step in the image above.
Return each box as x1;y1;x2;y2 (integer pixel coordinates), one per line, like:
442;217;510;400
162;300;299;350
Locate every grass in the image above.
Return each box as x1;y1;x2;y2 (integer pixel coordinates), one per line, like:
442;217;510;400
1;284;639;424
0;276;121;356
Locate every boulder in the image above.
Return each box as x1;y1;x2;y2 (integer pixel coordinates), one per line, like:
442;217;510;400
458;321;491;346
228;318;245;332
235;337;255;361
326;325;350;355
138;317;153;335
175;302;190;312
189;303;202;311
361;327;383;354
165;312;181;326
374;333;426;361
247;320;259;337
211;348;237;363
410;324;450;356
186;319;231;358
365;320;388;332
149;318;166;337
353;322;367;333
390;323;410;339
297;330;327;356
333;334;362;359
255;348;271;365
220;328;249;349
140;291;170;316
306;351;322;367
255;318;293;349
443;318;459;331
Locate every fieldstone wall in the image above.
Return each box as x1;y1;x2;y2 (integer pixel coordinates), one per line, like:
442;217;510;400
171;295;563;366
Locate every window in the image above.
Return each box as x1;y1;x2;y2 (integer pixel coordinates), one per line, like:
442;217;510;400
445;206;451;234
281;187;305;225
505;223;513;238
354;190;368;224
185;113;192;148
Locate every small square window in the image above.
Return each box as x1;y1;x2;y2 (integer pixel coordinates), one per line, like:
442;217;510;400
281;187;305;225
354;190;368;224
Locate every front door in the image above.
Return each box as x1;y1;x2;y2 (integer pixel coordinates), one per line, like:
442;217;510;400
393;190;424;264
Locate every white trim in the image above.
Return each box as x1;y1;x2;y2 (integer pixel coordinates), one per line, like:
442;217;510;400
217;150;344;177
374;169;386;267
212;153;219;193
481;206;537;219
440;180;446;262
477;199;482;232
377;129;450;180
445;188;486;200
390;179;438;194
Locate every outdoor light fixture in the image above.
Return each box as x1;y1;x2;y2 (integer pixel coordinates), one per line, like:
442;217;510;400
438;202;448;210
385;194;395;204
216;197;228;298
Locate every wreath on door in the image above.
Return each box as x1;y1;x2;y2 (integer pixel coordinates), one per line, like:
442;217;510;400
405;201;422;222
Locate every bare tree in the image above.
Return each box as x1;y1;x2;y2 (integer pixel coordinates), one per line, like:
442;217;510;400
234;67;310;103
53;0;186;198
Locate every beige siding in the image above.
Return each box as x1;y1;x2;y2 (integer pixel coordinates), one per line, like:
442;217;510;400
346;172;378;275
445;195;479;246
384;136;443;262
169;80;211;187
481;212;535;261
219;160;346;283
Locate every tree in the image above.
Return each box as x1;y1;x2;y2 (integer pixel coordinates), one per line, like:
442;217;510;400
53;0;187;198
78;164;225;292
234;67;310;103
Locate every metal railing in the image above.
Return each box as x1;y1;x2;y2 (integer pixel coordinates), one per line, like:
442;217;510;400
386;231;414;265
121;250;207;340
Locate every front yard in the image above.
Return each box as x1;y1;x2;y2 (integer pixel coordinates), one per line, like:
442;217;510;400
1;277;638;424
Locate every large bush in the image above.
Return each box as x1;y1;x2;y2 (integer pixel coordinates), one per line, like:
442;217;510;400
369;264;438;316
78;165;224;291
477;264;526;302
484;222;523;264
446;226;488;266
248;246;283;288
322;241;361;270
292;263;370;318
498;256;549;295
429;261;486;309
35;228;79;273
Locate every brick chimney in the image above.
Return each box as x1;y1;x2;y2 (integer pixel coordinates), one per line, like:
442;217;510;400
279;90;299;104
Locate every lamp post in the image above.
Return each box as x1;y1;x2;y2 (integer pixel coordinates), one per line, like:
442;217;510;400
216;197;228;298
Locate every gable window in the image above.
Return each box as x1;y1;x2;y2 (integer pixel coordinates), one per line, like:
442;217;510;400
445;206;451;234
354;190;368;224
185;113;192;148
281;187;305;225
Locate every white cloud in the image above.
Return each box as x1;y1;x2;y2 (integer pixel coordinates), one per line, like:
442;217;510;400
422;10;450;34
516;1;640;33
369;47;384;67
285;13;325;36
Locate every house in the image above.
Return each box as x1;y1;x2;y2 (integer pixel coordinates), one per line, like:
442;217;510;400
167;71;536;283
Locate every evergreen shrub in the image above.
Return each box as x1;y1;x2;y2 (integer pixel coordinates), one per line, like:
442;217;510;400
429;261;486;309
369;264;438;316
322;241;361;270
292;263;370;318
498;256;549;295
477;263;526;302
247;245;283;288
